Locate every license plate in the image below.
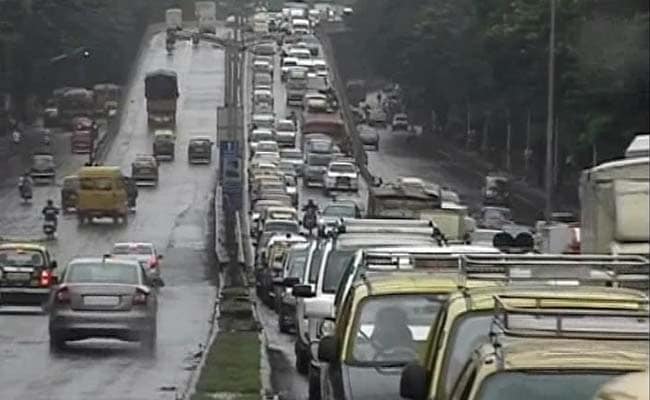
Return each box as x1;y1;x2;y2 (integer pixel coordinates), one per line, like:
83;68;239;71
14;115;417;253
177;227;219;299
83;296;120;306
4;272;31;282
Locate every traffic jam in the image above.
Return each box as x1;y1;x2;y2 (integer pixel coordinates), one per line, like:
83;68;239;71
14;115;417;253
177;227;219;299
244;3;649;400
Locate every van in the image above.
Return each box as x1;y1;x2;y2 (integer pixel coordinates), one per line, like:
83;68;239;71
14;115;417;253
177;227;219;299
77;166;129;224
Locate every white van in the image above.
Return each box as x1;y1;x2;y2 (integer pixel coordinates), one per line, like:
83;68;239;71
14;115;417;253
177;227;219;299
291;18;311;35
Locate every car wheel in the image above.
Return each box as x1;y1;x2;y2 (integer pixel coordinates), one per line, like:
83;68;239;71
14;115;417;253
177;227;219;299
49;332;66;352
308;364;321;400
295;342;309;375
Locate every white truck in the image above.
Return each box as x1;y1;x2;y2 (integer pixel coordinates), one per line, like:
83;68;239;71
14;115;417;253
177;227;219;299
195;1;216;33
579;135;650;255
165;8;183;31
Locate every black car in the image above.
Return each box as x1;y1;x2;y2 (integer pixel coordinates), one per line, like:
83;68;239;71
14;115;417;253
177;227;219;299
188;137;213;164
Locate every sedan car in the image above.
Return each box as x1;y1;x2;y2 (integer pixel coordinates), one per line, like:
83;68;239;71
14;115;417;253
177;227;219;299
48;256;158;352
251;113;276;130
0;243;58;310
324;160;359;194
358;126;379;151
131;154;159;185
281;57;299;81
280;148;304;176
318;201;363;235
30;152;56;183
391;113;409;131
110;242;163;283
275;119;297;147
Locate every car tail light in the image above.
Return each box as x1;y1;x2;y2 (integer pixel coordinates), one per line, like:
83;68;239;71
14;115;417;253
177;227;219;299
133;288;148;305
40;269;52;287
148;256;158;269
56;286;70;303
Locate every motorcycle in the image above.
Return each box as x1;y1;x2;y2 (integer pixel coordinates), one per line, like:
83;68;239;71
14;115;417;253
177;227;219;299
192;34;200;46
19;184;32;204
43;219;57;240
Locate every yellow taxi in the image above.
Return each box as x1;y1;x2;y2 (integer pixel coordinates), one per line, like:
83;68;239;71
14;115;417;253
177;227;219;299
0;243;58;309
399;285;650;400
77;166;129;224
445;296;649;400
316;273;496;400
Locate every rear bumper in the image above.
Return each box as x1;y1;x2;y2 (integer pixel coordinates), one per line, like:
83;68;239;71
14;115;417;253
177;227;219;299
49;310;154;341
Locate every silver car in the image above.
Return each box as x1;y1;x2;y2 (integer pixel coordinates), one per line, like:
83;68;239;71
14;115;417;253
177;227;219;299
48;257;158;352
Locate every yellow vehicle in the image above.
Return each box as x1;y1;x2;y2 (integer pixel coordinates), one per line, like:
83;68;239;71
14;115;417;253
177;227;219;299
77;166;129;224
399;279;650;400
594;370;649;400
317;273;496;400
445;297;649;400
0;243;58;309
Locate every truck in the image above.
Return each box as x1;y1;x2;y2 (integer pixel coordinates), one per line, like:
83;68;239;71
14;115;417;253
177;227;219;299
579;152;649;256
302;111;350;155
367;180;475;242
165;8;183;31
59;88;95;126
195;1;216;34
144;69;179;128
93;83;120;118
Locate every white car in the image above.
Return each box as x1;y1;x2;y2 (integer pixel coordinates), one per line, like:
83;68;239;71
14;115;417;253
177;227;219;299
287;48;311;61
253;89;274;107
275;119;297;147
256;140;279;154
251;113;275;130
311;59;328;77
281;57;299;81
324;160;359;194
251;151;280;166
253;59;273;74
391;113;409;131
111;242;163;282
280;148;304;175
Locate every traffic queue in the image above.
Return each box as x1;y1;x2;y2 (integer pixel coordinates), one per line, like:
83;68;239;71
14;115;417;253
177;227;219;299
246;5;650;400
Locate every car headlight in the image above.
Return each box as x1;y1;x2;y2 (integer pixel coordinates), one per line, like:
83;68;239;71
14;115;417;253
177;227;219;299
319;319;336;337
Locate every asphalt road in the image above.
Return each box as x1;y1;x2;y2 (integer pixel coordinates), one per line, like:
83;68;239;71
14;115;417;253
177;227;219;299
0;31;224;400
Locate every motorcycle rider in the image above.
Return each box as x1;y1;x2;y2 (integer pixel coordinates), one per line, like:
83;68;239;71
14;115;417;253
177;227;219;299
18;172;33;199
42;199;59;228
125;177;138;209
302;199;319;235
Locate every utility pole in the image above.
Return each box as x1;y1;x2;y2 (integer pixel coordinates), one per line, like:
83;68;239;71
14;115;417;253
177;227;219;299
544;0;556;222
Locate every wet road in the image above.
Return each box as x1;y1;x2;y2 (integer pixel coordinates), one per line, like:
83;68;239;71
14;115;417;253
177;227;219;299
0;30;224;400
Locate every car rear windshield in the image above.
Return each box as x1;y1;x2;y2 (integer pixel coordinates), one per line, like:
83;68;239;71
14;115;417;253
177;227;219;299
112;244;153;255
280;150;301;159
265;221;298;233
80;178;114;191
323;205;356;217
277;122;295;131
66;262;139;285
330;163;355;173
0;249;45;268
475;372;620;400
307;153;332;166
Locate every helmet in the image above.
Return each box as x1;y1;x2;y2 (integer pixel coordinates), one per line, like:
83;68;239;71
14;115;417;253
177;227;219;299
46;199;53;206
307;199;315;205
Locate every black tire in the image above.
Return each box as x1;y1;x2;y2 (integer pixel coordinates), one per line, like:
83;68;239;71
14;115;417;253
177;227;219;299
295;342;309;375
49;332;66;352
308;364;321;400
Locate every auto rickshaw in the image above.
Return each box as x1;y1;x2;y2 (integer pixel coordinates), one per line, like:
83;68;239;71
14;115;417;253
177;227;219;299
60;175;79;213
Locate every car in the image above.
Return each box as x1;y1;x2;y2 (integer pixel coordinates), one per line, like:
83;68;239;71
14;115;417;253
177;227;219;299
307;75;329;92
304;151;333;187
358;126;379;151
258;220;302;252
276;242;311;333
0;243;58;310
251;113;276;130
391;113;409;130
250;200;292;236
153;130;175;161
188;136;213;164
30;152;56;183
253;42;276;56
249;128;275;151
256;234;308;304
253;88;274;108
318;201;363;235
478;206;513;230
318;274;463;400
444;315;649;400
252;150;281;166
253;72;273;91
131;154;159;185
299;34;320;56
252;59;273;74
280;148;304;175
293;224;441;397
367;108;387;128
278;160;298;178
399;256;650;400
303;135;333;153
110;242;163;283
255;140;280;155
284;174;298;206
281;57;299;81
311;59;328;77
60;175;80;212
324;160;359;194
252;180;287;202
48;256;158;352
275;119;297;147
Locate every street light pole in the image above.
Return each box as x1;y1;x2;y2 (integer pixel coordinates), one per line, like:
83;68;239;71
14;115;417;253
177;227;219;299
544;0;556;222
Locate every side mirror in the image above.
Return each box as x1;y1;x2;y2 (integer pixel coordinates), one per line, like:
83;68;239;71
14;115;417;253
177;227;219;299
50;260;58;269
292;284;315;298
400;363;428;400
318;335;338;362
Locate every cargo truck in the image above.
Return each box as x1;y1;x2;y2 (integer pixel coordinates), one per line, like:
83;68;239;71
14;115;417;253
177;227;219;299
144;70;179;128
579;135;649;255
195;1;216;33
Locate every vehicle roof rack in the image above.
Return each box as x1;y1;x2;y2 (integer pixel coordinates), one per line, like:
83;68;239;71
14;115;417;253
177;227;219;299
458;254;649;290
333;218;447;245
490;293;650;341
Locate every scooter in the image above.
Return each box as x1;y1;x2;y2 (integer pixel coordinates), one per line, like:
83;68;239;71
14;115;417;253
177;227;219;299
43;219;57;240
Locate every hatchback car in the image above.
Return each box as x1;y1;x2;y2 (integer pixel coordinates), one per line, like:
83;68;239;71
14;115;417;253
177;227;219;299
111;242;163;283
324;160;359;194
187;136;213;164
391;113;409;131
48;256;158;352
131;154;159;185
0;243;58;310
275;119;297;147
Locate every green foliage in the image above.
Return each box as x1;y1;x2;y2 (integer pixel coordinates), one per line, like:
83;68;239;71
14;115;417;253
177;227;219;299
349;0;649;165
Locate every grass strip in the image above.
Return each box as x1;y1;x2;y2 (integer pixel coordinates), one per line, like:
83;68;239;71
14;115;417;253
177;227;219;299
192;331;261;400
